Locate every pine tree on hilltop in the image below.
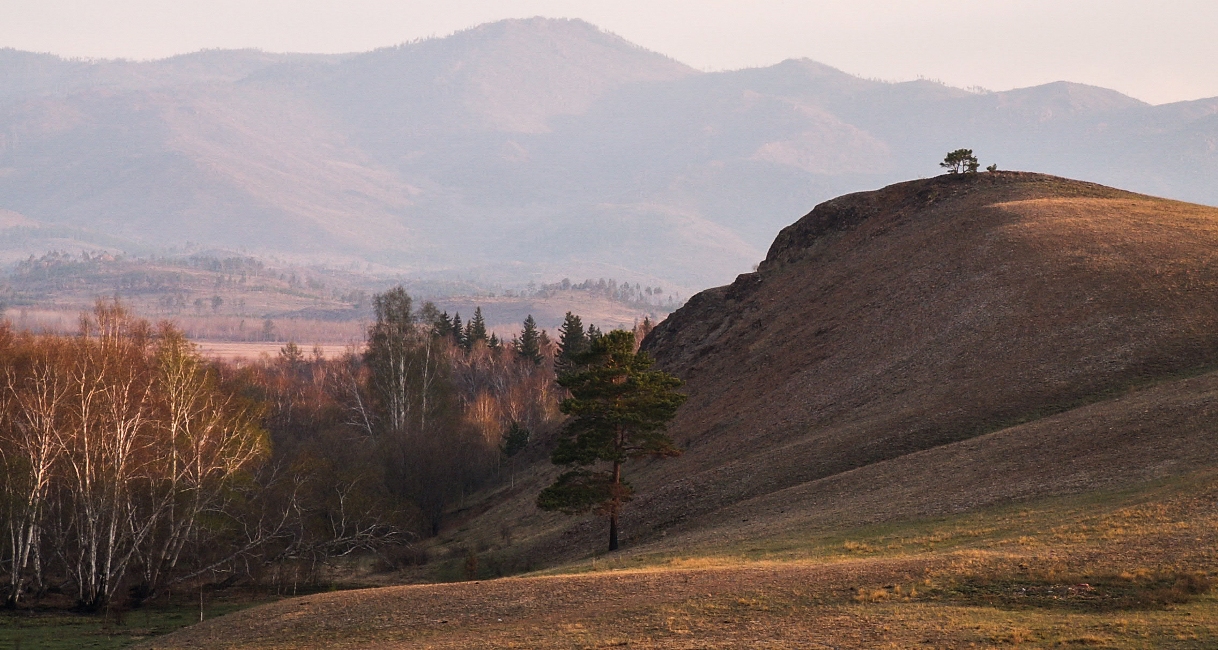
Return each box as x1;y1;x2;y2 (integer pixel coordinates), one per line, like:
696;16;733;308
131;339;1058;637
537;330;686;552
514;315;543;365
940;148;980;174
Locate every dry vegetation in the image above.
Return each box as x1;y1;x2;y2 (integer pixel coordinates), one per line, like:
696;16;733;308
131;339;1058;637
35;173;1218;647
139;467;1218;649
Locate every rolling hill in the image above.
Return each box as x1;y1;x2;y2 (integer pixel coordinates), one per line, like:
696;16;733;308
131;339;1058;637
138;172;1218;648
3;19;1218;294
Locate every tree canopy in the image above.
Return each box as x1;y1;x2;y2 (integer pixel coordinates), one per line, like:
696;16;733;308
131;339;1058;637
537;330;686;551
940;148;980;174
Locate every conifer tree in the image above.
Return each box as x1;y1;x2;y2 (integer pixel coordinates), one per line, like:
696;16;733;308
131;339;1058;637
465;307;488;349
514;315;543;365
940;148;980;174
556;312;588;374
488;332;502;350
433;311;454;339
451;312;464;348
537;330;686;551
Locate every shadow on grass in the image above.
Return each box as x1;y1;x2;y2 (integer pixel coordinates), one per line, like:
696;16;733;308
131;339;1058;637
922;571;1213;612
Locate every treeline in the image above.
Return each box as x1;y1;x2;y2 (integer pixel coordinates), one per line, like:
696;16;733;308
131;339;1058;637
497;277;678;310
0;289;582;610
6;251;365;317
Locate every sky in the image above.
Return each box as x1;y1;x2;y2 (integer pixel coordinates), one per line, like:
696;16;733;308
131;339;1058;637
2;0;1216;105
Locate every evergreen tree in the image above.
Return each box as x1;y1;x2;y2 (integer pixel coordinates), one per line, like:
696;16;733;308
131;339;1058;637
488;332;502;350
433;310;454;339
940;148;980;174
557;312;587;366
451;312;464;348
465;307;488;349
537;330;686;551
514;315;543;365
278;341;305;368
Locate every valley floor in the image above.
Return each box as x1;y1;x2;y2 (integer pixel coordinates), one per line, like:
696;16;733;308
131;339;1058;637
138;469;1218;649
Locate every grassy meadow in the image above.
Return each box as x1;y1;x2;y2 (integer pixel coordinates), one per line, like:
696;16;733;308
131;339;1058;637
124;468;1217;649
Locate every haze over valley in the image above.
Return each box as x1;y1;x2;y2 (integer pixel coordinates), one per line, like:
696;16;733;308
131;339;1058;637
2;17;1216;301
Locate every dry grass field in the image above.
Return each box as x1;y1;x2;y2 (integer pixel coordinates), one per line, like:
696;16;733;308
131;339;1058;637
140;467;1218;649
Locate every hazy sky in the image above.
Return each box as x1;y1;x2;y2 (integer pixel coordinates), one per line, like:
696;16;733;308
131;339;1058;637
3;0;1215;105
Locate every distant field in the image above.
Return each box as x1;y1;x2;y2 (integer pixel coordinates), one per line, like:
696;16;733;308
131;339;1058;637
193;341;357;362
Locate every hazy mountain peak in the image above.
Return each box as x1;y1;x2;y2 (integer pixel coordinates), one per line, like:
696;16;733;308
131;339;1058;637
995;80;1147;116
330;16;696;134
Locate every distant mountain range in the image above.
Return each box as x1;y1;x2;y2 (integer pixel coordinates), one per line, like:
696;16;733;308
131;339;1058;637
2;18;1215;294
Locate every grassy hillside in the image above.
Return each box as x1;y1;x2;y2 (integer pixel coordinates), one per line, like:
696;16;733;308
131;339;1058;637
132;173;1218;647
421;172;1218;564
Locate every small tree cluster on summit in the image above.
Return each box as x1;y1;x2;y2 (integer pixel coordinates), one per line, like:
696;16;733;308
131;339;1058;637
940;149;980;174
940;149;1000;175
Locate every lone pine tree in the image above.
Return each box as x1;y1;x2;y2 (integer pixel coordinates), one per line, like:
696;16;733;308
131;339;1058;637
537;330;686;551
940;148;980;174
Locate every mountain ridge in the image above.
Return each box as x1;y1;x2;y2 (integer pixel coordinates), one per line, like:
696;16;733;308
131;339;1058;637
1;19;1216;293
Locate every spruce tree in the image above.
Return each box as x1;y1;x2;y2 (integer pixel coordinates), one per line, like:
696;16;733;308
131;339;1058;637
433;311;454;339
451;312;464;348
556;312;587;374
515;315;543;365
537;330;686;551
465;307;488;349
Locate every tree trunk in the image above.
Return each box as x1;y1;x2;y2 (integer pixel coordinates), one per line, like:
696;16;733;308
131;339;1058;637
608;459;621;552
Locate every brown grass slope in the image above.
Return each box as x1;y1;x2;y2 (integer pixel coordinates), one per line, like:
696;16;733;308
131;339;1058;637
417;171;1218;564
400;171;1218;571
623;172;1218;536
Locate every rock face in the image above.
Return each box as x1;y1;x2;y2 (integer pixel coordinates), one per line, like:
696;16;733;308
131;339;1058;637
625;172;1218;536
